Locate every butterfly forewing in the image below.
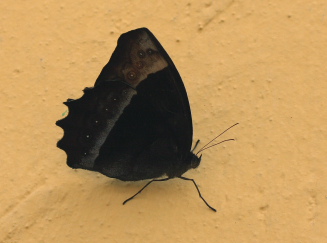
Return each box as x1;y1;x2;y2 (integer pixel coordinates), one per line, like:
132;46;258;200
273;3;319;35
56;28;194;181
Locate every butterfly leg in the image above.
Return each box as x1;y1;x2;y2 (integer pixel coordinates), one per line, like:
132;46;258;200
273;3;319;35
191;139;200;152
178;176;216;212
123;178;170;205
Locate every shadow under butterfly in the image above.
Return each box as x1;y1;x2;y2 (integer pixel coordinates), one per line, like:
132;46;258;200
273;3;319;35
56;28;238;212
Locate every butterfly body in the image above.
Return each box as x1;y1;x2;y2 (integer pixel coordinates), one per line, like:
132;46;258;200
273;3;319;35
56;28;201;181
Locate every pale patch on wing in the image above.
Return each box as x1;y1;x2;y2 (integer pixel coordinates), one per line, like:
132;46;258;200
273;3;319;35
122;31;168;86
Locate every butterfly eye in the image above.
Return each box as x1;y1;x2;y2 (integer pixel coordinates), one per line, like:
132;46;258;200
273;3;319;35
127;71;137;80
137;50;146;58
146;48;154;55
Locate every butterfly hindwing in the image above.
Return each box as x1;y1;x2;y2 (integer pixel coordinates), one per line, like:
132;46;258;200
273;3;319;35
56;28;194;181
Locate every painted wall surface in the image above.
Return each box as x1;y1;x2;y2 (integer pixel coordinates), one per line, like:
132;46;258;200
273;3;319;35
1;1;326;242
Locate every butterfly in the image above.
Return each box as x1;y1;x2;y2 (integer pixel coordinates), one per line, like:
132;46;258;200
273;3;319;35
56;28;237;212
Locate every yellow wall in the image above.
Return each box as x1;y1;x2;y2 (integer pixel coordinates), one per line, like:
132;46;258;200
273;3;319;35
1;0;326;242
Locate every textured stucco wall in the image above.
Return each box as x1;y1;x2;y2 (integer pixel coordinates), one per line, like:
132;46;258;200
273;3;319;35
1;1;326;242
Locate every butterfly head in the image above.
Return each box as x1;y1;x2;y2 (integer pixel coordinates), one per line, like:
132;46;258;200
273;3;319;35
189;153;201;169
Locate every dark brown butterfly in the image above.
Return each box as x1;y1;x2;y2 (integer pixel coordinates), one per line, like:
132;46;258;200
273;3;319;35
56;28;236;211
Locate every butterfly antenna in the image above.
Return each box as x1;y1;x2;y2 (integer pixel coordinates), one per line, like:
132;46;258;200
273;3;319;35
179;176;216;212
197;139;235;153
123;178;170;205
196;123;239;155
